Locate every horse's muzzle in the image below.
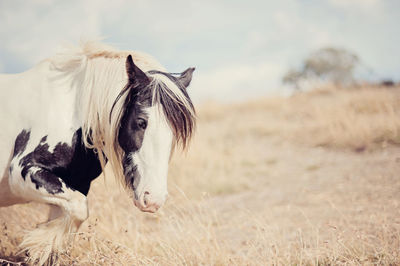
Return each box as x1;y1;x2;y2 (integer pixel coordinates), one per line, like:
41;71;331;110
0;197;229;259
133;190;166;213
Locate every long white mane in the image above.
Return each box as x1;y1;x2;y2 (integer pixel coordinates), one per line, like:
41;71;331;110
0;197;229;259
48;42;195;182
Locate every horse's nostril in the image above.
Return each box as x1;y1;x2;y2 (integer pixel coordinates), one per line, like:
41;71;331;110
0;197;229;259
143;191;150;206
136;191;164;212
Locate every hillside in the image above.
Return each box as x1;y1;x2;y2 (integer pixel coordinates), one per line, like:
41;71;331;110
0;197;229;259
1;86;400;265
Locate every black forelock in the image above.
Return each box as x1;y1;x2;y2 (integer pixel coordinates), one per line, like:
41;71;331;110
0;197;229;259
148;72;196;149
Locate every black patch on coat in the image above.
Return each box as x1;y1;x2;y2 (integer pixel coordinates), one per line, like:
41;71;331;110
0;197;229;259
13;130;30;158
64;129;103;195
31;169;64;194
17;129;102;195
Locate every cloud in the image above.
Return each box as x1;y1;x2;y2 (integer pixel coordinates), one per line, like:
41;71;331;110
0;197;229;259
272;10;335;48
0;0;398;102
0;0;225;70
328;0;383;13
0;0;112;68
190;62;285;103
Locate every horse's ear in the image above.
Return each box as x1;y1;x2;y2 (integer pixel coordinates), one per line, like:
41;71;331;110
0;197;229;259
178;67;195;89
126;55;149;84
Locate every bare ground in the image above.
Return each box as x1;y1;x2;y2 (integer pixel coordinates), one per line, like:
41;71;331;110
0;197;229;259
207;139;400;264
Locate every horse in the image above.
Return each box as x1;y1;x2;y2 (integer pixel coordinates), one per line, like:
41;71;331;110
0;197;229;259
0;42;196;265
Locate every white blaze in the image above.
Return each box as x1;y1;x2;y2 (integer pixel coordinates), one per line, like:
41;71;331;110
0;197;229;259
131;104;172;208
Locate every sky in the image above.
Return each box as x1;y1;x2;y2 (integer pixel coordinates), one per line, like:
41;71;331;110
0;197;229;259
0;0;399;103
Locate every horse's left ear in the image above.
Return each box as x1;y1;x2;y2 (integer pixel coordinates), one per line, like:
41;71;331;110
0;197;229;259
178;67;195;89
126;55;149;84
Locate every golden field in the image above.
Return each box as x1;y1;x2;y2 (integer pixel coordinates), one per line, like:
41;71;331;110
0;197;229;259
1;85;400;265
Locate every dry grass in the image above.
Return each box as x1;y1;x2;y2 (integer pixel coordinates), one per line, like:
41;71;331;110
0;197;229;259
220;85;400;150
1;85;400;265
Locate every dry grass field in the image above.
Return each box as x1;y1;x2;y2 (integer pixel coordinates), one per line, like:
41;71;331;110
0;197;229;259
1;85;400;265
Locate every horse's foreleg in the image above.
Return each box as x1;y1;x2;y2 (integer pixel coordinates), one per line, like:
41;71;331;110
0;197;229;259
48;204;63;221
0;153;28;207
0;169;28;206
9;168;88;265
21;191;88;266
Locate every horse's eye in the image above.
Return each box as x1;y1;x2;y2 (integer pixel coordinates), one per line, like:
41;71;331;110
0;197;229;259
137;118;147;130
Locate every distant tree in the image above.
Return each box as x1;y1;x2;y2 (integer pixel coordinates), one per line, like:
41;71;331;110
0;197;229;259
283;47;361;90
282;69;303;90
380;79;395;87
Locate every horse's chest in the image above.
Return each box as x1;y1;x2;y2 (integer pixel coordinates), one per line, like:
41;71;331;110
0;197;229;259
11;128;102;196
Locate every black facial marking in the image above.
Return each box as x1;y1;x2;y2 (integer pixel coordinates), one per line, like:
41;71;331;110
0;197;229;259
13;130;30;158
117;88;150;188
118;99;149;153
122;154;140;192
17;129;102;195
118;57;152;152
118;57;154;188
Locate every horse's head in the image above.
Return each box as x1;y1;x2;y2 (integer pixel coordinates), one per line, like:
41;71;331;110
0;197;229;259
116;55;195;213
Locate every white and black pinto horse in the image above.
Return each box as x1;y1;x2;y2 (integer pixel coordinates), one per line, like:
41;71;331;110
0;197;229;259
0;42;195;264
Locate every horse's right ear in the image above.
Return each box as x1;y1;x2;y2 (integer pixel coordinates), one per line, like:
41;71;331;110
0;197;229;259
178;67;195;89
125;55;149;84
